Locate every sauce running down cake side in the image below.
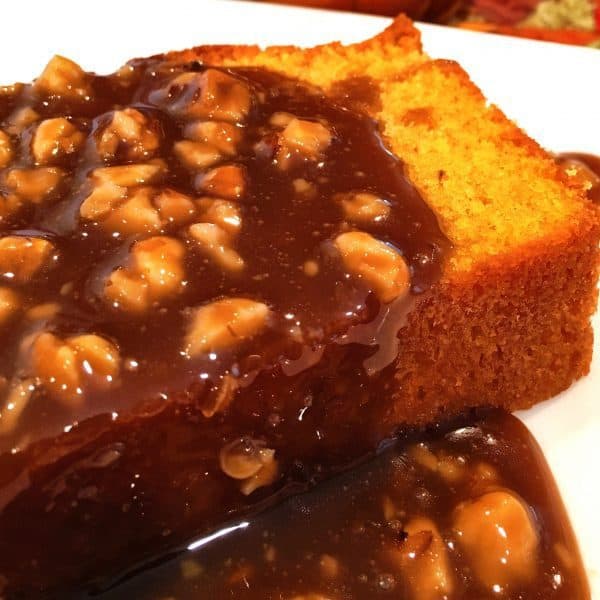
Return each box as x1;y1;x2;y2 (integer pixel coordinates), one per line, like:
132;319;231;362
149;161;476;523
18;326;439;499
0;56;450;595
99;412;590;600
556;153;600;204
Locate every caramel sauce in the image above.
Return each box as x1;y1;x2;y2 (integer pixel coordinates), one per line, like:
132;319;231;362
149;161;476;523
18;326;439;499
0;58;590;599
0;60;450;596
98;411;589;600
0;63;448;454
556;152;600;204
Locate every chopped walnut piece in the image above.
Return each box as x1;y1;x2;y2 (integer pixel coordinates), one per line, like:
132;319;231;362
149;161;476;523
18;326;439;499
0;193;21;223
334;231;410;303
80;161;166;231
154;189;197;226
95;108;160;160
81;184;196;234
220;437;274;479
32;118;84;165
92;187;162;235
152;69;251;123
0;83;24;96
0;130;13;168
174;140;222;170
80;181;127;222
92;160;165;187
188;222;244;272
336;192;390;224
196;198;242;236
194;164;246;200
0;287;20;326
201;373;239;418
387;517;453;600
277;118;332;169
5;106;40;134
0;236;54;284
269;111;295;128
453;489;539;589
104;236;185;313
239;451;278;495
31;332;119;404
183;121;242;156
34;55;91;99
197;68;252;122
219;435;280;495
184;297;270;357
0;378;35;435
25;302;60;322
4;167;64;203
407;443;439;471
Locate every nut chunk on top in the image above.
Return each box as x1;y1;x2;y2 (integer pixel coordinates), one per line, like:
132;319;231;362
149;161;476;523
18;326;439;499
32;118;84;165
150;68;252;123
30;332;120;405
0;236;54;284
185;298;270;357
104;236;185;313
453;489;539;589
0;287;20;326
4;167;64;204
0;130;13;168
34;55;92;99
334;231;410;303
386;516;454;600
276;118;332;170
94;108;160;161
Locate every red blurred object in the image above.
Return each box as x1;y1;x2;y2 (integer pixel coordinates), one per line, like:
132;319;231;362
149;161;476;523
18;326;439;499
469;0;539;24
460;21;600;45
260;0;600;46
262;0;464;20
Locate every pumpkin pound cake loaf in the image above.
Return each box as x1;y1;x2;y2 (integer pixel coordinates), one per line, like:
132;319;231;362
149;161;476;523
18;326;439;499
0;15;597;596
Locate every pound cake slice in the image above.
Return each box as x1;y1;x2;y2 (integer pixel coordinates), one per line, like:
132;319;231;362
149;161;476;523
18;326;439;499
0;15;597;596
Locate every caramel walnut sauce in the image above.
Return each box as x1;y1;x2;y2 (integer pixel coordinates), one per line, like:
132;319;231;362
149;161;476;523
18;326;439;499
0;58;448;453
102;412;589;600
0;56;585;598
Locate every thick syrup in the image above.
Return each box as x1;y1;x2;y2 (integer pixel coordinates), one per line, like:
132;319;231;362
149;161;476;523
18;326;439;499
98;411;589;600
0;60;449;596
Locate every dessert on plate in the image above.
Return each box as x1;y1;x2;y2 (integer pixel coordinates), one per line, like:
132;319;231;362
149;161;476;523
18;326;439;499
0;14;597;597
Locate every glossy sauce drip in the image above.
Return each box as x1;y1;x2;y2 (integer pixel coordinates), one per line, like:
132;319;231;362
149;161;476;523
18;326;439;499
0;59;450;596
98;411;589;600
555;152;600;203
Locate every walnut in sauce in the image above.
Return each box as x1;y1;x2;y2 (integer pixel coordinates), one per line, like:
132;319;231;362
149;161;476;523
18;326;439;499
0;56;449;453
97;412;589;600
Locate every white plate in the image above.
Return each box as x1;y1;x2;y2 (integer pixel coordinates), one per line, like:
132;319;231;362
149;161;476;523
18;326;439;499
2;0;599;594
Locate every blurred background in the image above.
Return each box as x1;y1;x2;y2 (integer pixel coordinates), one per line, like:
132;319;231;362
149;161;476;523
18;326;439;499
255;0;600;46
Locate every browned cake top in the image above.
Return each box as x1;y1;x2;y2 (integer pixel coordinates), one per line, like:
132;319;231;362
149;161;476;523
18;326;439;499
0;56;449;453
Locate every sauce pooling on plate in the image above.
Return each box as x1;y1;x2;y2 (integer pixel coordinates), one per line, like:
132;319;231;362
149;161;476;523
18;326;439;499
99;411;589;600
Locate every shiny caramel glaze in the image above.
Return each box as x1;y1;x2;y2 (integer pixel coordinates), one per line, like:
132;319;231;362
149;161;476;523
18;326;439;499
98;411;589;600
556;153;600;204
0;58;449;596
